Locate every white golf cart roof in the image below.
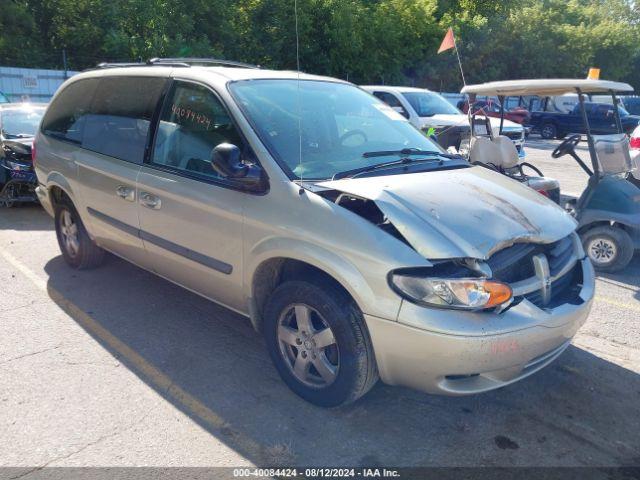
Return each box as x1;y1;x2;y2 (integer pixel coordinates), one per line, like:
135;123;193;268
461;79;634;97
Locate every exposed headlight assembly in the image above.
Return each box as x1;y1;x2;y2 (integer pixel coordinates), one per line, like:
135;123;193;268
389;271;512;310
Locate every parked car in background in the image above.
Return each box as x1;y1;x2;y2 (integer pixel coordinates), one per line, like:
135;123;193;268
362;86;526;154
459;99;531;125
0;103;46;207
621;97;640;116
591;95;640;116
529;102;640;139
34;59;592;407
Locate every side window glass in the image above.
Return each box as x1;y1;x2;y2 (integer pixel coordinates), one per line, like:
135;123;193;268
83;77;166;164
41;79;99;143
152;82;244;180
373;91;409;118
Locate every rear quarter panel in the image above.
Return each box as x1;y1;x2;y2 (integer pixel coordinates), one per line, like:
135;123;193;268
35;134;82;212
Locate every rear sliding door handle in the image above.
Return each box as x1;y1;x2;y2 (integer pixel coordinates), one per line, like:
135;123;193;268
115;185;135;202
140;191;161;210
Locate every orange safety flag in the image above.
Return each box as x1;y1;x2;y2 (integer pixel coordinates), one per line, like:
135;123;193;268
437;27;455;54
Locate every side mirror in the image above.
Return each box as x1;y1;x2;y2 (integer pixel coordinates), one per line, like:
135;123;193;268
211;143;265;191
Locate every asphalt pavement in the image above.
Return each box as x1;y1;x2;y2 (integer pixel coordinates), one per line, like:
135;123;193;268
0;141;639;471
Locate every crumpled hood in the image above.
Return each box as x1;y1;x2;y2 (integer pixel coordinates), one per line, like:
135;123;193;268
319;167;576;260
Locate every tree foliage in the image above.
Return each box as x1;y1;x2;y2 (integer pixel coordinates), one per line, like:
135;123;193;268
1;0;640;89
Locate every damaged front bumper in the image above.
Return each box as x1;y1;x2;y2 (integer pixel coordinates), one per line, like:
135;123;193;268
365;257;595;395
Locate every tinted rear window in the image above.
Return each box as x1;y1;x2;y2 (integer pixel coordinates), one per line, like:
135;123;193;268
41;79;99;143
82;77;166;163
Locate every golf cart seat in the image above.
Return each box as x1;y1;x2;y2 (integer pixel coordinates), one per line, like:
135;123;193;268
469;135;520;170
492;135;521;169
592;134;633;176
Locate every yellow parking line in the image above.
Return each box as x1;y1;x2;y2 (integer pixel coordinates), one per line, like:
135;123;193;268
0;249;267;463
595;295;640;313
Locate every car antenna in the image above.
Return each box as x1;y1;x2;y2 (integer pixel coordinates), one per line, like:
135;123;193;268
294;0;304;189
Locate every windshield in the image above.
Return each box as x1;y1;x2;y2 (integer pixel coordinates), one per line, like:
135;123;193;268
229;80;446;180
402;92;461;117
1;107;44;138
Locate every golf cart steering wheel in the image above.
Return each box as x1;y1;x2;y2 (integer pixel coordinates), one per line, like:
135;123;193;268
552;134;581;159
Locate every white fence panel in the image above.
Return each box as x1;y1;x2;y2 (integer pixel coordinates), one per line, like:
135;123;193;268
0;66;79;103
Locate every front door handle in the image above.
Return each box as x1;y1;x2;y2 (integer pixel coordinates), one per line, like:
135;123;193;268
116;185;135;202
140;191;161;210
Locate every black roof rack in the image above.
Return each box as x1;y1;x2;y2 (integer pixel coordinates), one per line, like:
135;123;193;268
92;57;260;71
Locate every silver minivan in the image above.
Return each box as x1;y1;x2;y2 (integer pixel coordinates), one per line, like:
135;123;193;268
34;59;594;407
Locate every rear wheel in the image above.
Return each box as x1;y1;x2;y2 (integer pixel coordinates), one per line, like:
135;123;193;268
263;280;378;407
540;123;557;140
582;225;634;272
55;200;106;269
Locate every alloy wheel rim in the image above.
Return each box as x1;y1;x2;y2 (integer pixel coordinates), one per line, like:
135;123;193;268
60;210;80;258
587;237;617;265
542;126;554;137
277;304;339;388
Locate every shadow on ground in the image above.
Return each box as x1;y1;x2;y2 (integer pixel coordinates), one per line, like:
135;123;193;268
42;254;640;468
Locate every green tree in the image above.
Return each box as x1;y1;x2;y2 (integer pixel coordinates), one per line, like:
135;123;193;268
1;0;640;90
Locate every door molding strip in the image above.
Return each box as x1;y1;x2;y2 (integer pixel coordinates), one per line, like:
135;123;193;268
87;207;233;275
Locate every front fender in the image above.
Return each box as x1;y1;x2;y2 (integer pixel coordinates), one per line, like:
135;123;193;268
246;236;401;322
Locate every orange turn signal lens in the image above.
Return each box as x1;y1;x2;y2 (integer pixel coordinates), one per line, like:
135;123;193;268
484;281;513;308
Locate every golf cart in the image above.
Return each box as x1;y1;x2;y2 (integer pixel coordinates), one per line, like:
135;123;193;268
462;79;640;272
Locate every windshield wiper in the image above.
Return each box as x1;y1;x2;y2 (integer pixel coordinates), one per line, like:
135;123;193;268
332;153;458;180
362;148;456;158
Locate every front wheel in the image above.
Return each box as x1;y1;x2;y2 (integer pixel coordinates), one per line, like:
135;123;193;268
55;200;106;269
263;280;378;407
582;225;634;273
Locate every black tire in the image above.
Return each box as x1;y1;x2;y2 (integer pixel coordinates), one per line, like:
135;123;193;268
54;199;106;269
540;123;557;140
263;280;378;407
581;225;634;273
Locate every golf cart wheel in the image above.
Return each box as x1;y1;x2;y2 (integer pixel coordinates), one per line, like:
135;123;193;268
54;199;106;269
540;123;557;140
582;225;634;273
263;279;378;407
